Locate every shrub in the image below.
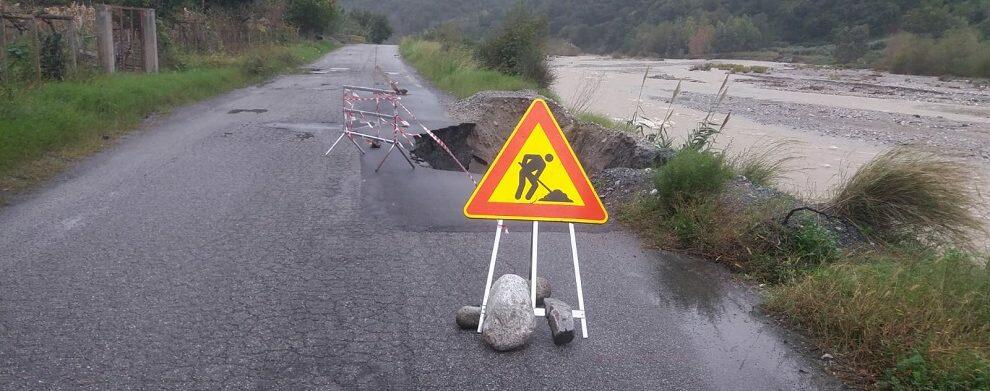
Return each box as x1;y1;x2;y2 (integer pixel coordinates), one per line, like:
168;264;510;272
476;5;554;87
692;63;768;74
828;147;982;245
881;29;990;78
40;32;67;81
653;149;733;212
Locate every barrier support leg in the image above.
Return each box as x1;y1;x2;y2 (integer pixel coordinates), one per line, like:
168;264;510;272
325;133;346;156
531;221;544;316
477;220;504;333
395;142;417;169
569;223;588;338
374;142;398;172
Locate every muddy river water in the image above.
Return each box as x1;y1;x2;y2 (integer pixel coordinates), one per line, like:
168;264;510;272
551;56;990;239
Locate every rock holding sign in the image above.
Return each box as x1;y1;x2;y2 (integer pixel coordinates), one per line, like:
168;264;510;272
531;276;551;306
481;274;536;351
544;298;575;345
455;305;481;330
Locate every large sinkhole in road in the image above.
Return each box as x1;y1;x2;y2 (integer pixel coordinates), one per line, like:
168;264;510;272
412;123;487;172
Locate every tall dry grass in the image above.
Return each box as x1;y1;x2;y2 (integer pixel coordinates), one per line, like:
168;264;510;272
730;141;795;187
828;147;983;245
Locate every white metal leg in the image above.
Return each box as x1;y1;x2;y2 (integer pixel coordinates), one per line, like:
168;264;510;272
569;223;589;338
530;221;540;315
325;132;346;156
477;220;503;333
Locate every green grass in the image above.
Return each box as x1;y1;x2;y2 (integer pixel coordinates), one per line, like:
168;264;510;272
690;62;769;73
398;38;557;99
654;148;733;212
0;41;335;196
577;112;618;128
767;249;990;388
576;112;636;132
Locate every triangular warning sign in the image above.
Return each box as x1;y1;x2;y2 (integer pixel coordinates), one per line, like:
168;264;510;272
463;99;608;224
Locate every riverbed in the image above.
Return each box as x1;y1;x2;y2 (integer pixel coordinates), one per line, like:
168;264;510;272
551;56;990;236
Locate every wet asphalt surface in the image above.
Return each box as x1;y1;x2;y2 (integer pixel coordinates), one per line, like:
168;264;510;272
0;45;843;390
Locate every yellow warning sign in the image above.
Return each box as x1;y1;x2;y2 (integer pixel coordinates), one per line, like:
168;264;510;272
463;99;608;224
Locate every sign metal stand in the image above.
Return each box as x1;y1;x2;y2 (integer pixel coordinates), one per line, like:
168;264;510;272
476;221;589;338
467;99;605;340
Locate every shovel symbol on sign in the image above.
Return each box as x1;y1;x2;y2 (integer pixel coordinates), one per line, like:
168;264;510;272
516;154;573;203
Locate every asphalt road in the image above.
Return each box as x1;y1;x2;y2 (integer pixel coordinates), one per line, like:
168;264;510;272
0;44;843;390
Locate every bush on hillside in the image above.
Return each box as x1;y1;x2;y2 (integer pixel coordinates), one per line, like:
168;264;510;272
881;29;990;78
476;5;554;87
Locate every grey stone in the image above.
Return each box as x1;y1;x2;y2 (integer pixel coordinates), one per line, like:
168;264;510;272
455;305;480;330
482;274;536;351
544;298;575;345
528;277;552;306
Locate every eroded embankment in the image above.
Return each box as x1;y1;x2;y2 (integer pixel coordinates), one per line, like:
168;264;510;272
412;91;673;175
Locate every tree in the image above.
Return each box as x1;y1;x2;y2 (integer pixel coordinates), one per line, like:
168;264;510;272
901;5;959;38
349;10;393;43
833;24;871;63
287;0;341;36
688;24;715;58
714;15;765;53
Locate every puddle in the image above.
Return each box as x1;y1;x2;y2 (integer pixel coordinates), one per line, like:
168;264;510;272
308;67;349;74
228;108;268;114
266;122;338;132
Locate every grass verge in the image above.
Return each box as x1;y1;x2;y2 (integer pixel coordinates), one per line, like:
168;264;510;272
398;38;557;99
766;249;990;388
0;41;335;200
620;146;988;387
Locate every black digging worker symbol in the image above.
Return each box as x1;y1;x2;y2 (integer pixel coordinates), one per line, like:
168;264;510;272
515;154;574;203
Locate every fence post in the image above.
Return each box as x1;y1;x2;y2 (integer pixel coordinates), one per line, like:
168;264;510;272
96;5;114;73
68;18;79;72
140;9;158;73
30;17;41;82
0;17;6;82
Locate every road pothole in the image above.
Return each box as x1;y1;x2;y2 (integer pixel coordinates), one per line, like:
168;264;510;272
411;123;486;171
228;108;268;114
308;67;349;74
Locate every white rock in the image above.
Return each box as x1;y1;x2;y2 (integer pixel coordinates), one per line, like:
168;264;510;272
482;274;536;351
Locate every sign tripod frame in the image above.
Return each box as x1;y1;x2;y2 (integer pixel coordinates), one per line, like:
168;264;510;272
476;220;589;339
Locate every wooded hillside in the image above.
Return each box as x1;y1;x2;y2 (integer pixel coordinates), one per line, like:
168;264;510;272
341;0;990;56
